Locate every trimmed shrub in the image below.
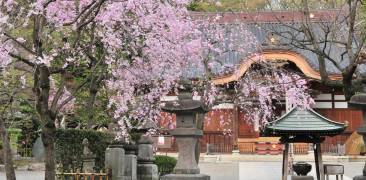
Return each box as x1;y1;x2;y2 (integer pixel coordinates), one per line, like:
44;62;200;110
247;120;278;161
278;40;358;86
54;129;114;172
154;155;177;176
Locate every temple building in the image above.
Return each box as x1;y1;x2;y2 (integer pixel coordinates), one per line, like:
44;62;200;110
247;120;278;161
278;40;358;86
156;11;364;155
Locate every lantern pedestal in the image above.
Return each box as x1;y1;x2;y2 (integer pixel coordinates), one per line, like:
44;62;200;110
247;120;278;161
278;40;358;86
161;92;210;180
161;129;209;180
172;129;202;174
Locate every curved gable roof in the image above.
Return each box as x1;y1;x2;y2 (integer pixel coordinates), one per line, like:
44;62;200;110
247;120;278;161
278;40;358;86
212;50;342;85
264;107;347;136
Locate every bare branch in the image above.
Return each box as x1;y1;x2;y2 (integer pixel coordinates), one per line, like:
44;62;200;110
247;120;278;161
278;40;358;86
54;78;90;115
63;0;97;26
50;80;65;113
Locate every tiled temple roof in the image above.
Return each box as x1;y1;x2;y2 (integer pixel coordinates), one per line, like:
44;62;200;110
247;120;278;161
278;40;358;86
184;10;362;81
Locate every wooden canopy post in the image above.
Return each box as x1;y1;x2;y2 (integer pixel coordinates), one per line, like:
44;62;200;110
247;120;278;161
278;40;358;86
314;143;325;180
282;143;289;180
317;143;325;180
314;143;320;180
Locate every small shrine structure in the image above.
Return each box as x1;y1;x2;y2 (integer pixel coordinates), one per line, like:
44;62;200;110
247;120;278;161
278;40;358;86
263;107;347;180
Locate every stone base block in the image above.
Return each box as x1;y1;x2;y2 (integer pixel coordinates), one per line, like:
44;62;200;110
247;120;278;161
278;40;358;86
125;155;137;180
83;159;95;173
161;174;210;180
291;176;314;180
354;175;366;180
137;164;159;180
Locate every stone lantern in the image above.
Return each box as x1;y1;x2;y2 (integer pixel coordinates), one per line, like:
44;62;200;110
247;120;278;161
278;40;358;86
349;93;366;180
161;92;210;180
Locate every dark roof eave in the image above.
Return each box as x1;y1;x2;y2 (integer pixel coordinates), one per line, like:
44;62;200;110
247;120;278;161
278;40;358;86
264;127;347;136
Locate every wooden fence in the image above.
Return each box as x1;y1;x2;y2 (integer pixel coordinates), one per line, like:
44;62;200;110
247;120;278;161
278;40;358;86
155;131;233;153
155;132;352;155
238;142;256;154
201;131;233;153
293;143;309;155
18;148;32;157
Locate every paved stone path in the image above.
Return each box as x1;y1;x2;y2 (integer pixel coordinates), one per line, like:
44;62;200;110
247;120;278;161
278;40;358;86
1;161;364;180
0;171;44;180
199;161;365;180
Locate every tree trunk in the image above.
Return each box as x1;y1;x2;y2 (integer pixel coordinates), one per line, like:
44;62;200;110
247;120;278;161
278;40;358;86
86;86;98;129
42;121;56;180
343;75;355;101
34;65;55;180
86;72;104;129
0;118;16;180
342;66;357;101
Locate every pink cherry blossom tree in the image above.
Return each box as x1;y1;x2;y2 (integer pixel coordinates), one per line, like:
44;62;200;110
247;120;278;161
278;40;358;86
0;0;201;179
0;1;314;180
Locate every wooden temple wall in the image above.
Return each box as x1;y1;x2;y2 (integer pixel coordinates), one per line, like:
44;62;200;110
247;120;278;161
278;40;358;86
316;108;363;155
157;106;364;155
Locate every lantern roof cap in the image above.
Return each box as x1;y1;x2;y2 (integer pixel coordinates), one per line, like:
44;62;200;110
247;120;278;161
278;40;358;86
161;93;209;113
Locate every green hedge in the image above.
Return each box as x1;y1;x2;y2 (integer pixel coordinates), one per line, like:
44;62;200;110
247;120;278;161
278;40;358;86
154;155;177;176
54;129;114;172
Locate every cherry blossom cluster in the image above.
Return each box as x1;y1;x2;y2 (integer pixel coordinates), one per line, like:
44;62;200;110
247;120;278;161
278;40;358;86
235;63;314;127
99;0;203;138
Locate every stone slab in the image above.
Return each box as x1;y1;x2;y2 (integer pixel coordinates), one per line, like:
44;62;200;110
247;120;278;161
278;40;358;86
324;164;344;175
125;154;137;180
354;176;366;180
83;159;95;173
161;174;210;180
137;164;159;180
291;176;314;180
32;137;45;162
105;147;125;180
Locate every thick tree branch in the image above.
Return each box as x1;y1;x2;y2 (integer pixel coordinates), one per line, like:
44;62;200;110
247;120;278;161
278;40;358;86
9;53;35;67
4;33;36;55
54;78;90;115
